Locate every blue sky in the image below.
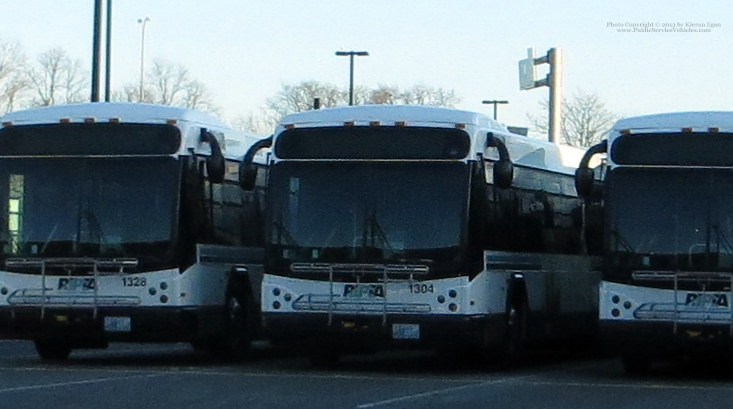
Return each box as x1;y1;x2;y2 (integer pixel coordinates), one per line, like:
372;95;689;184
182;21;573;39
3;1;731;134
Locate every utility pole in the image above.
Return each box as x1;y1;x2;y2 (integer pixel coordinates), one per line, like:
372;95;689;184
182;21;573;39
518;47;563;143
481;100;508;120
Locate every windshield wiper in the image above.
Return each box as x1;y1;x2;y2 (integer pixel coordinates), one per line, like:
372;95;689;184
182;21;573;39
273;219;298;246
609;229;636;254
363;212;394;255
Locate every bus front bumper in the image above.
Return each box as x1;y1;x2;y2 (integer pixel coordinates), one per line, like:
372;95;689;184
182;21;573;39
263;312;503;350
0;305;227;344
600;319;733;355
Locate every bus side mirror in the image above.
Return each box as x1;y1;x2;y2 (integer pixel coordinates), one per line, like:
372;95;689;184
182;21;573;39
493;160;514;189
575;139;607;200
575;167;594;199
239;163;257;191
485;133;513;189
240;135;273;191
201;129;225;184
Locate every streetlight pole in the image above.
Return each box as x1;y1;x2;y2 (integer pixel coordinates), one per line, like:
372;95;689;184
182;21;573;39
481;100;509;120
91;0;103;102
335;50;368;106
104;0;112;102
137;16;150;102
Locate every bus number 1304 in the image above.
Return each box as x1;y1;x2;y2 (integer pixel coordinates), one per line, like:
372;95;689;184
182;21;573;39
408;283;434;294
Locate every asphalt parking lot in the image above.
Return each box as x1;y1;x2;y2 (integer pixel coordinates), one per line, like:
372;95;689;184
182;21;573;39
1;340;733;409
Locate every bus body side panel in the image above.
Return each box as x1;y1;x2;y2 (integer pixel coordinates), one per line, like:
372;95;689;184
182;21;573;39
486;251;600;340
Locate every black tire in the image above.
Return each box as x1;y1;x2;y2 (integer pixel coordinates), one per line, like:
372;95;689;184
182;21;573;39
621;353;651;374
34;339;72;361
217;294;252;360
308;348;340;367
498;294;528;367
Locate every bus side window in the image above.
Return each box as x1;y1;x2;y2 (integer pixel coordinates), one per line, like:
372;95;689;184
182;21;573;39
7;174;24;253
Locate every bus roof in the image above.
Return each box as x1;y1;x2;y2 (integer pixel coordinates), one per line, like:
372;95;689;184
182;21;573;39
613;111;733;133
275;104;584;175
0;102;229;128
279;104;508;131
0;103;265;161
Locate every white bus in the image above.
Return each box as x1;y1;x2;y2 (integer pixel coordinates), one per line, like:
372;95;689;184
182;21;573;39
241;105;602;365
0;103;267;360
576;111;733;372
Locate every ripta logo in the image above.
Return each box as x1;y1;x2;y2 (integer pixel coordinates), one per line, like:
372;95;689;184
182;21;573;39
343;284;384;298
58;278;96;291
685;293;728;307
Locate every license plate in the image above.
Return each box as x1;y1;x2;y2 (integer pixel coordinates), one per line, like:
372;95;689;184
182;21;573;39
392;323;420;339
343;284;384;298
104;316;131;332
685;293;729;308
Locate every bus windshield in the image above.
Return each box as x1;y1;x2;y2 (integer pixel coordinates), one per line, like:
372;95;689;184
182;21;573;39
0;157;181;271
267;162;470;274
607;168;733;275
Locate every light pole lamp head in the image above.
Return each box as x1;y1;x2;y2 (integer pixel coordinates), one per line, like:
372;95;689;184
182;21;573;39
335;51;369;57
138;16;151;24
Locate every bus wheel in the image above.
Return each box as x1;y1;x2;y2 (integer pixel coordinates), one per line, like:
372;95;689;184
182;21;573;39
621;353;651;374
221;294;252;360
34;339;72;361
502;297;528;360
308;347;340;367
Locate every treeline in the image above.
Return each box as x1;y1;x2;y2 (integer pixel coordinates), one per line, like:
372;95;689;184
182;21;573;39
0;37;219;117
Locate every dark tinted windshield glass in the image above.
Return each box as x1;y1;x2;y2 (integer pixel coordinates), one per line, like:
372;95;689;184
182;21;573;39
607;168;733;274
0;158;181;271
275;127;470;159
267;162;469;272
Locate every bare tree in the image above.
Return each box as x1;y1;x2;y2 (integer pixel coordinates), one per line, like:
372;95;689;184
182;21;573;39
28;47;88;107
148;59;188;105
400;84;459;107
231;111;275;136
0;38;29;115
266;81;344;119
115;59;218;113
370;84;400;105
256;80;462;132
528;90;619;147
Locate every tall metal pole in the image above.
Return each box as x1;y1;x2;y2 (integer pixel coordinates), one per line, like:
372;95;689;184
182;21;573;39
104;0;112;102
138;17;151;102
548;48;563;144
348;53;355;106
481;100;509;120
518;47;563;143
335;51;368;106
91;0;103;102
